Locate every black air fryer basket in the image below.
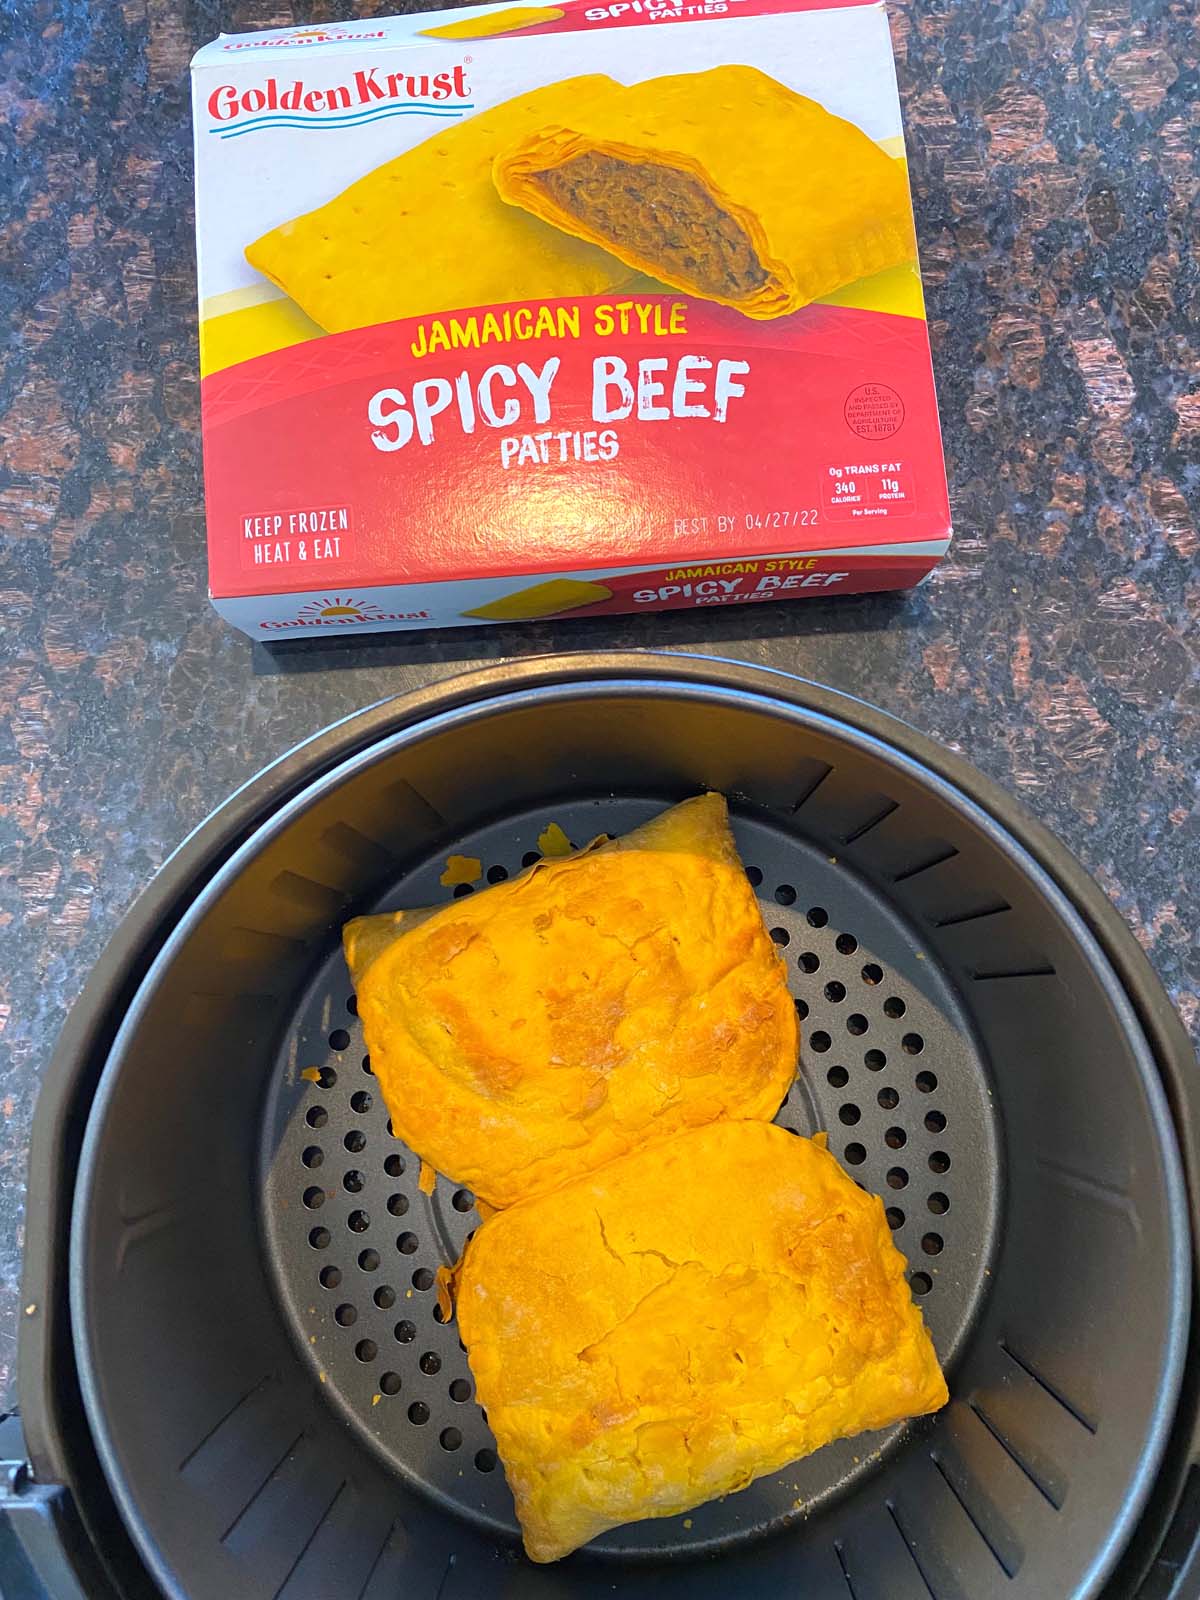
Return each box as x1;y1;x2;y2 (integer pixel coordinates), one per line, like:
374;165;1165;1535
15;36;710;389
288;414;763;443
9;655;1200;1600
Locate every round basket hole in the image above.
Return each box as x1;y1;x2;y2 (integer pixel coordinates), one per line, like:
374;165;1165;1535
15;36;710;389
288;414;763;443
925;1109;948;1133
774;884;797;906
305;1106;328;1129
915;1071;938;1093
387;1193;409;1217
348;1210;370;1233
440;1427;463;1452
826;1065;849;1088
877;1087;899;1110
886;1166;909;1189
374;1285;396;1308
302;1187;326;1210
380;1371;402;1396
344;1129;366;1154
795;998;810;1021
358;1248;380;1272
922;1232;944;1256
308;1228;331;1252
824;981;846;1003
449;1378;472;1402
452;1189;475;1213
885;1207;905;1231
412;1268;434;1291
355;1339;378;1363
929;1150;952;1174
902;1033;925;1056
810;1031;832;1054
408;1402;430;1425
345;994;358;1016
396;1232;419;1255
864;1049;886;1071
319;1265;341;1289
343;1170;364;1194
334;1304;357;1327
395;1320;416;1343
928;1192;950;1215
861;963;883;985
432;1304;450;1325
745;865;763;887
846;1013;868;1036
522;850;541;868
329;1029;351;1052
884;1126;907;1149
419;1351;442;1375
301;1146;323;1169
316;1066;337;1089
807;907;829;928
361;1056;374;1075
350;1091;372;1114
384;1153;405;1178
487;864;509;884
911;1271;933;1295
838;1103;861;1126
452;884;473;899
798;952;821;975
770;927;790;947
883;996;907;1019
835;933;858;955
475;1449;498;1473
844;1143;866;1166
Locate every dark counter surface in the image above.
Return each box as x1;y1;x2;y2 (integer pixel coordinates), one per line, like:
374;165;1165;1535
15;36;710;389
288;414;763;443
0;0;1196;1400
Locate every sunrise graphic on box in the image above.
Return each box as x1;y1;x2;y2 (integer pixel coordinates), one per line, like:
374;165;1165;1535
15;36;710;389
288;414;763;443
298;596;385;622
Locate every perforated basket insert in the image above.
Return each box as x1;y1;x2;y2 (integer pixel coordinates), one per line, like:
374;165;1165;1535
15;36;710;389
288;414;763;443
262;799;999;1554
70;673;1190;1600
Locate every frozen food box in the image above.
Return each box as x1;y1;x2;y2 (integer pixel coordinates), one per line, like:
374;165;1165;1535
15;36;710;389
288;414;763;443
191;0;951;638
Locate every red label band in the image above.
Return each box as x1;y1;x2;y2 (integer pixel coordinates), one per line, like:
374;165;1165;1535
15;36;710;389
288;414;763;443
202;296;949;599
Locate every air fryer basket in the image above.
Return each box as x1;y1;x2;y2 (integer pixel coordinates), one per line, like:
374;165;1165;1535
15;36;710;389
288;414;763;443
16;656;1200;1600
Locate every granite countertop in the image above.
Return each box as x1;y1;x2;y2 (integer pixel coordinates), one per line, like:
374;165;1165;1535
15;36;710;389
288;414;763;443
0;0;1196;1407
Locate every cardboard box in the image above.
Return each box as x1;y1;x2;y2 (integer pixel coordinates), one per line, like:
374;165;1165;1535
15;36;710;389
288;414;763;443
191;0;950;639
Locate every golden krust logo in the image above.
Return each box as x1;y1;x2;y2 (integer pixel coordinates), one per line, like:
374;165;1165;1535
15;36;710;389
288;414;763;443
221;28;388;50
207;64;472;128
258;597;432;630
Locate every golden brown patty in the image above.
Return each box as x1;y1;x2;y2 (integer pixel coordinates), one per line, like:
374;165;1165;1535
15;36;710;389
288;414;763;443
343;794;797;1208
458;1120;948;1561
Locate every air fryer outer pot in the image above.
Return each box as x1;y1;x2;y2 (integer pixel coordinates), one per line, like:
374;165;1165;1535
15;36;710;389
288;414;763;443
8;654;1200;1600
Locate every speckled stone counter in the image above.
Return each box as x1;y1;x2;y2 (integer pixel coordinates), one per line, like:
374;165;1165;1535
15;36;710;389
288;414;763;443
0;0;1196;1402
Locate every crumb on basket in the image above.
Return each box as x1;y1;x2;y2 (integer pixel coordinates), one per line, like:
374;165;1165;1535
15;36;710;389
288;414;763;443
537;821;572;857
441;854;482;887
